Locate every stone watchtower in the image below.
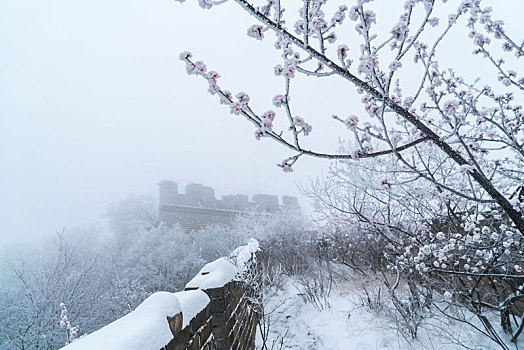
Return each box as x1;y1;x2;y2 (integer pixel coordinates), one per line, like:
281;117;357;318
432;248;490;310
158;180;178;207
282;195;300;211
158;180;301;230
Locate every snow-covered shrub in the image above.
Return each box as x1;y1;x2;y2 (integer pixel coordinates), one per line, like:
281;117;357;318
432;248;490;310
296;258;333;311
0;231;105;349
233;211;317;277
232;211;335;312
309;156;524;347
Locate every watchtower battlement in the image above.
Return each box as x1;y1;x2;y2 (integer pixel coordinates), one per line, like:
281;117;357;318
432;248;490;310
158;180;300;230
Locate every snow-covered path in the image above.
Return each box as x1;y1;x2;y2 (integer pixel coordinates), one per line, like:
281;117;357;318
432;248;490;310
258;283;405;350
256;280;508;350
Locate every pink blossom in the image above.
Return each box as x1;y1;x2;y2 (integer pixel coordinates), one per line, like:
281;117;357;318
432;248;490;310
254;128;265;140
355;23;365;35
236;92;250;104
473;32;490;46
337;44;349;59
389;60;402;71
220;90;233;105
261;110;276;121
404;0;416;9
429;17;439;27
294;116;305;126
208;83;219;95
247;25;264;40
366;104;380;116
311;17;328;31
442;99;459;114
380;178;392;191
358;54;379;74
348;6;359;21
303;123;312;136
294;20;304;35
193;61;207;74
331;6;347;24
404;96;414;108
69;326;79;341
501;78;511;86
502;42;513;52
362;141;374;153
326;32;336;44
391;22;409;41
230;102;243;115
283;65;296;78
185;64;196;74
278;161;293;172
198;0;212;9
179;51;192;60
262;119;273;131
273;94;287;107
480;13;491;24
59;302;79;344
260;3;271;16
391;132;403;144
206;71;220;82
293;116;312;136
344;115;359;129
363;10;376;26
274;36;288;50
282;164;293;172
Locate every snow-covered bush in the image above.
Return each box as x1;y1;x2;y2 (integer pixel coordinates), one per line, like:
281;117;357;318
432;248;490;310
232;212;335;312
233;211;318;277
308;156;523;347
0;231;105;349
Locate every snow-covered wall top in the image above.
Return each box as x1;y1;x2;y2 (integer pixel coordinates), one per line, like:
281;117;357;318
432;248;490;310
60;239;259;350
186;238;259;290
61;291;186;350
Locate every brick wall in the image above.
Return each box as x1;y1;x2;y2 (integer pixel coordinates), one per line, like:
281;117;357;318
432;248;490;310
183;281;258;350
163;304;214;350
165;252;261;350
159;205;242;232
157;180;300;231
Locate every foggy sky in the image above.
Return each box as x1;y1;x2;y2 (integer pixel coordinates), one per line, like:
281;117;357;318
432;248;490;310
0;0;324;246
1;0;521;246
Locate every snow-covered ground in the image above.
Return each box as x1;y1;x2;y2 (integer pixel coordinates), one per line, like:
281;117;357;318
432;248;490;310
257;277;519;350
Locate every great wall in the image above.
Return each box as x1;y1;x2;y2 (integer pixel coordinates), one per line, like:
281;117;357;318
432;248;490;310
61;240;261;350
158;180;300;231
59;181;293;350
